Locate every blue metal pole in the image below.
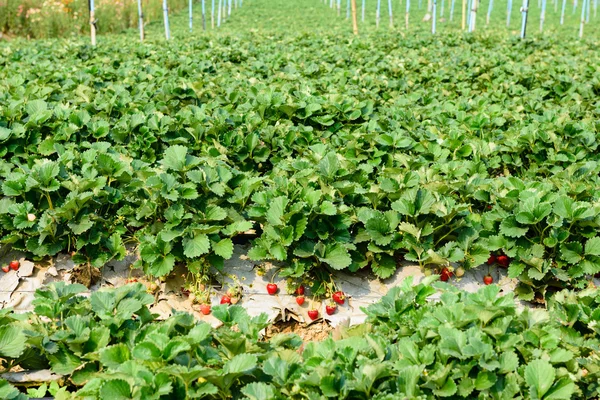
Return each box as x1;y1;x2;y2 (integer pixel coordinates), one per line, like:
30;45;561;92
432;0;437;32
163;0;171;39
520;0;529;38
362;0;366;21
189;0;193;31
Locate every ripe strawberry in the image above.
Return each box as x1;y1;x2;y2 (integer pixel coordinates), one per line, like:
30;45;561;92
440;267;453;282
483;275;493;285
487;255;496;265
497;255;510;268
220;295;231;305
296;296;305;306
267;283;278;295
295;286;305;296
9;260;19;271
1;265;9;273
307;309;319;320
332;291;345;305
326;304;337;315
199;304;211;315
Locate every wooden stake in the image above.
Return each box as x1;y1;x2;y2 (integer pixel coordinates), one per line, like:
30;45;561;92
212;0;215;28
202;0;206;30
579;0;586;37
351;0;359;33
462;0;466;29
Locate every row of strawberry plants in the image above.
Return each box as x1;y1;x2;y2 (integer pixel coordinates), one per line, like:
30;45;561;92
2;33;600;297
1;280;598;399
2;138;600;298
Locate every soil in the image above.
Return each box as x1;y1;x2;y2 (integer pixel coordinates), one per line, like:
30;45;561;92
264;319;333;342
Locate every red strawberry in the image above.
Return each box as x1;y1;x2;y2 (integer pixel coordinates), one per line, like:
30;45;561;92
1;265;9;273
326;304;337;315
308;309;319;320
296;296;305;306
295;286;305;295
199;304;211;315
332;291;345;305
483;275;493;285
497;255;510;268
440;267;453;282
220;295;231;305
267;283;278;295
9;260;19;271
487;255;496;265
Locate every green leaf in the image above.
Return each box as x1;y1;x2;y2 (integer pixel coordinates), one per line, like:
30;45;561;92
184;234;211;258
500;217;529;238
99;379;132;400
266;196;288;226
433;378;457;397
320;244;352;270
524;359;555;398
148;254;176;276
474;371;497;391
223;354;258;374
133;342;161;361
162;145;188;171
584;237;600;256
48;348;82;374
0;324;26;358
543;378;575;400
241;382;276;400
212;238;234;259
559;242;583;264
99;344;131;369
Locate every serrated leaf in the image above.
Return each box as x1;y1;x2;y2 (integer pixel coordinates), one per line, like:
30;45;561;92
559;242;583;264
585;237;600;256
212;238;234;259
0;324;26;359
320;244;352;270
241;382;276;400
223;353;258;374
525;359;554;398
500;217;528;238
266;196;288;226
183;234;211;258
162;145;188;171
99;379;132;400
99;344;130;369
